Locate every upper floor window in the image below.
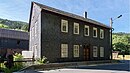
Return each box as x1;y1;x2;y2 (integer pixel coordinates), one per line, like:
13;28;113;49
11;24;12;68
93;27;97;38
73;45;79;57
61;19;68;33
93;46;98;57
100;47;104;57
61;44;68;58
35;44;38;58
84;25;89;36
100;29;104;39
74;22;79;34
32;27;34;39
35;22;37;37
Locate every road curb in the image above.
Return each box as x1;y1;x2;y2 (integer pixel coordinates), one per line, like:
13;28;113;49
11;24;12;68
18;60;120;72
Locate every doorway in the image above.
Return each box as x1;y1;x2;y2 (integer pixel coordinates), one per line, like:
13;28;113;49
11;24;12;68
83;45;90;61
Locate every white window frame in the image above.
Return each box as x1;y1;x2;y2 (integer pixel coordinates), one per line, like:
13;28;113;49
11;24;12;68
100;29;104;39
32;27;34;39
61;19;68;33
93;46;98;57
35;22;37;37
84;25;89;36
61;44;68;58
32;46;35;56
35;44;38;58
100;47;104;57
93;27;97;38
74;22;79;34
73;45;79;57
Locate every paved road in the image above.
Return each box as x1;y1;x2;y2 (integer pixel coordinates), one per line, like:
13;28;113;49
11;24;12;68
15;60;130;73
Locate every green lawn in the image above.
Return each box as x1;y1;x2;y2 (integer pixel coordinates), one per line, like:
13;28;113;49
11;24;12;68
0;23;9;28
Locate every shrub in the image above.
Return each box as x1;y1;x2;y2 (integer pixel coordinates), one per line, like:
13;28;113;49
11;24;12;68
13;53;23;61
13;53;24;70
35;56;49;64
1;53;24;72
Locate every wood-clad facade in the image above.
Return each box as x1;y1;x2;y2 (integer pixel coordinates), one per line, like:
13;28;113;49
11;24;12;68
29;2;111;62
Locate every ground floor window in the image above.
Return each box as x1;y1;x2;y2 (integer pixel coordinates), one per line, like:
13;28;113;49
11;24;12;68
93;46;98;57
61;44;68;58
73;45;79;57
100;47;104;57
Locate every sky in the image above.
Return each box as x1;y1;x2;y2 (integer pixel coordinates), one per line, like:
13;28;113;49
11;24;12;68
0;0;129;33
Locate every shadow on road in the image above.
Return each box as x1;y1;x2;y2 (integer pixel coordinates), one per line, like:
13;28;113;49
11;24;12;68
14;70;44;73
70;60;130;71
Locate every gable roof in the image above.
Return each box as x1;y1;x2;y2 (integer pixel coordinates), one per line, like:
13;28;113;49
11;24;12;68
0;28;29;40
29;2;111;31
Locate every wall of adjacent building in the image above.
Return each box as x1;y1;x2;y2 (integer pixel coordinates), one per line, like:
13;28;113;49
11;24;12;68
0;38;29;56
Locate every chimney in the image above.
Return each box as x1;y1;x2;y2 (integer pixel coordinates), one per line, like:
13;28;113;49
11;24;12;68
84;11;87;18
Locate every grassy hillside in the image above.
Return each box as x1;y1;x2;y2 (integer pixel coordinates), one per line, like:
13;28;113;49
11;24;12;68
0;23;9;28
0;18;29;31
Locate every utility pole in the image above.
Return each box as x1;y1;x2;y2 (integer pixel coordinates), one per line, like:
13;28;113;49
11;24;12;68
110;15;122;60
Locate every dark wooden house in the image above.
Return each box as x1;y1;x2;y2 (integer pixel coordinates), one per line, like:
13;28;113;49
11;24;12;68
0;28;29;56
29;2;111;62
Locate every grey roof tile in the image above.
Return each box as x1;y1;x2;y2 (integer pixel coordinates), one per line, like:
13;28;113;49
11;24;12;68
0;28;29;40
33;2;111;29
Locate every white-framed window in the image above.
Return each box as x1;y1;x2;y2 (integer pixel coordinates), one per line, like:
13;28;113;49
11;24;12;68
84;25;89;36
35;22;37;37
32;27;34;39
74;22;79;34
32;46;35;56
100;47;104;57
93;27;97;37
61;44;68;58
61;19;68;33
35;44;38;58
100;29;104;39
93;46;98;57
73;45;79;57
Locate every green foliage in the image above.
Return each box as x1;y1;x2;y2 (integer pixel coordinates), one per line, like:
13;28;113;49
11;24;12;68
1;53;24;73
1;62;23;73
13;53;23;61
35;56;49;64
0;18;29;31
0;23;9;28
13;53;24;70
112;33;130;55
21;24;29;31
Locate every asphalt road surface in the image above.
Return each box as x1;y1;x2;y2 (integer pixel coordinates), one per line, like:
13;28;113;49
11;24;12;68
15;60;130;73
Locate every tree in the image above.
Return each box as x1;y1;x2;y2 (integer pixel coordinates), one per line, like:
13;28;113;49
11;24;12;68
112;34;130;54
21;24;29;31
0;23;9;29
